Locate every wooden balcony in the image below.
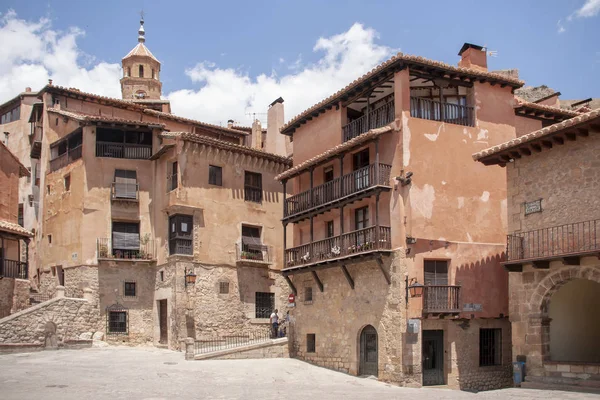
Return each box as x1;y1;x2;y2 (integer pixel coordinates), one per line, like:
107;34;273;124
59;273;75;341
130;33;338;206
49;145;82;172
284;225;391;270
0;259;28;279
283;163;392;223
410;96;474;127
422;285;461;315
95;141;152;160
342;101;395;142
505;219;600;271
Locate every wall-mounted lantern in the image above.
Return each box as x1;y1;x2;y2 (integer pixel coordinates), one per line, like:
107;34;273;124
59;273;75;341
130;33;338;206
405;276;424;304
184;267;196;288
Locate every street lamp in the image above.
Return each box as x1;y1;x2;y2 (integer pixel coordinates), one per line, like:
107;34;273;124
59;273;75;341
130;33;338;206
184;267;196;288
405;276;424;303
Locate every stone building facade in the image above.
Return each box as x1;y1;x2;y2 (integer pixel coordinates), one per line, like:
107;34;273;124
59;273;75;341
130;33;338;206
0;19;290;349
275;44;530;390
474;110;600;388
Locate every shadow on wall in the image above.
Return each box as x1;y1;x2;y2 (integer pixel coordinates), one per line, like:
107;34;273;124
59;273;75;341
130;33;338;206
230;188;280;204
455;253;508;319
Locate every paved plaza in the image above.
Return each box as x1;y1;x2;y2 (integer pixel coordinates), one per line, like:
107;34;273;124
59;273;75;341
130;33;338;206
0;347;597;400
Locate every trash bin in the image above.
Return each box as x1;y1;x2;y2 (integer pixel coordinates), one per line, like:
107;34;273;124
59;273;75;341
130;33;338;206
513;361;525;386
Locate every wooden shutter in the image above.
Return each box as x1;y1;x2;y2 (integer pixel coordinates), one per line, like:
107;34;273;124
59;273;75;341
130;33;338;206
112;222;140;250
114;170;137;199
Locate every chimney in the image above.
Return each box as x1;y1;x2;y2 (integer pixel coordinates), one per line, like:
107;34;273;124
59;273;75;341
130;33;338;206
250;119;262;149
227;119;234;129
48;79;53;86
25;87;32;93
457;43;487;71
265;97;290;157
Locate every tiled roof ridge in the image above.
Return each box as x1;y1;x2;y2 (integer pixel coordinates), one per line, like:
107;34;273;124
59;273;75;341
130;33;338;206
46;85;147;111
514;98;581;117
280;52;525;133
275;125;394;181
143;109;248;136
473;109;600;160
168;132;291;165
123;42;159;63
0;141;30;177
47;107;165;127
0;219;34;237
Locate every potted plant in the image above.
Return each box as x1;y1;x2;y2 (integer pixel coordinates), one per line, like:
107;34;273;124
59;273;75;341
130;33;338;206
98;243;109;258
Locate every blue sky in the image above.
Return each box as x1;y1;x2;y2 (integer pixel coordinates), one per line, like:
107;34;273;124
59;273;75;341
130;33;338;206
0;0;598;125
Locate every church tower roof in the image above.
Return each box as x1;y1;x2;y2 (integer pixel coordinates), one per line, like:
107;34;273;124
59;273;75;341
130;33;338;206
122;15;159;63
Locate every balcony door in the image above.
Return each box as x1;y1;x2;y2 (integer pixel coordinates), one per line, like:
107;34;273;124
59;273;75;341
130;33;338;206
354;207;370;250
112;222;140;258
353;148;370;191
114;169;137;199
241;225;264;261
323;167;334;202
424;260;449;311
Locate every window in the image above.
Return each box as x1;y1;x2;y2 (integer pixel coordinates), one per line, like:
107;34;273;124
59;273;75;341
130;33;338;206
127;67;131;77
159;271;164;282
139;65;144;78
124;282;136;297
209;165;222;186
95;127;152;159
241;225;265;261
57;266;64;286
255;292;274;318
326;221;334;238
355;207;369;230
424;260;449;285
18;204;24;227
64;175;71;192
113;169;138;200
49;130;83;171
480;328;502;366
52;96;60;106
168;162;178;192
169;214;193;255
47;185;51;195
108;311;128;334
304;287;313;303
307;334;316;353
152;68;155;79
55;118;59;126
112;222;140;259
48;234;52;244
1;105;20;124
219;281;229;294
244;171;262;203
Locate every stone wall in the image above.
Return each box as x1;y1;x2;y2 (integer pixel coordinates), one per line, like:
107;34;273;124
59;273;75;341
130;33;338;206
0;279;15;317
0;296;99;345
0;279;30;318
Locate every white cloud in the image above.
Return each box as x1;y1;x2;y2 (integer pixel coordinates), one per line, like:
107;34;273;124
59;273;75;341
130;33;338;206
568;0;600;21
0;10;121;101
0;10;394;127
556;19;566;33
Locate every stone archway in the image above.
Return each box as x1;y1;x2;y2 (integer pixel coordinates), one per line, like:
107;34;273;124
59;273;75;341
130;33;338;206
531;266;600;363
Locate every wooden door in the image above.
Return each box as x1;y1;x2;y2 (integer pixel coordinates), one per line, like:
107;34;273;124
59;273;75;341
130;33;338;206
159;299;168;344
359;325;378;376
422;330;444;385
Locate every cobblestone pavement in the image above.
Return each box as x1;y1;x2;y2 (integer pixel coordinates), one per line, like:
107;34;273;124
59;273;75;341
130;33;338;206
0;347;597;400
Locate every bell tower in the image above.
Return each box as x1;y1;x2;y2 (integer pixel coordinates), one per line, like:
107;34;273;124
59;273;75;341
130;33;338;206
120;15;162;100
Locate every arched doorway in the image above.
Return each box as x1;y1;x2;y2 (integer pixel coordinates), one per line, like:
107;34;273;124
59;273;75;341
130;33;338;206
548;279;600;363
359;325;378;376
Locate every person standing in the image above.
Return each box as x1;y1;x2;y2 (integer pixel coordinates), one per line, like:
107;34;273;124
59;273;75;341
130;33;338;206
270;309;279;338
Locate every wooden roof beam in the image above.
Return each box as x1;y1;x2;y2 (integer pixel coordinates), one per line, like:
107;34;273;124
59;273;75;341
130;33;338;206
509;151;522;159
519;147;532;156
530;143;542;153
565;132;577;141
553;135;565;145
541;140;553;149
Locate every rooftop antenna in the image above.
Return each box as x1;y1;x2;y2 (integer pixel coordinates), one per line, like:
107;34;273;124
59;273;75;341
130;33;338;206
245;112;268;121
482;44;498;58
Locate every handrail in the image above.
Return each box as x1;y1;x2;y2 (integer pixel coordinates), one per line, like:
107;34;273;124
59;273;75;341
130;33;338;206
284;163;391;218
410;96;474;127
95;141;152;160
423;285;461;313
97;237;155;260
0;259;28;279
342;100;395;142
506;219;600;262
49;144;83;172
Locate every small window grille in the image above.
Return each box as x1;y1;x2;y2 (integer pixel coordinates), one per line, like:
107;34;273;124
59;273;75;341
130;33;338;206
244;171;262;203
124;282;136;297
255;292;274;318
107;311;128;334
479;328;502;366
307;334;316;353
304;287;313;302
219;281;229;294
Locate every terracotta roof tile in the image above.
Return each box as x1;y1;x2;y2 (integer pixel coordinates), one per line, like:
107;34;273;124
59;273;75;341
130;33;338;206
47;108;165;127
275;125;394;181
0;219;33;238
281;52;524;134
514;98;581;118
45;85;147;111
473;109;600;161
167;132;291;166
0;141;29;177
143;109;248;137
123;43;159;63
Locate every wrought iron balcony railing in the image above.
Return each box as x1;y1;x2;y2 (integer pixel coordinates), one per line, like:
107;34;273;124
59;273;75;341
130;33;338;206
342;100;395;142
97;237;155;261
506;219;600;263
236;243;271;264
284;163;391;219
422;285;461;314
410;96;474;127
0;259;28;279
285;225;391;269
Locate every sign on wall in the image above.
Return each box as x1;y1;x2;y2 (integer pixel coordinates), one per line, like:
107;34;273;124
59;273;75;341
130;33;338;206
524;199;542;216
463;303;483;312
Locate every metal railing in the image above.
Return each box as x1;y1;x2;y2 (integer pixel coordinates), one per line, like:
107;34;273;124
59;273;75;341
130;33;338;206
0;259;28;279
49;145;83;172
423;285;461;313
410;97;474;127
111;182;139;201
342;100;395;142
95;141;152;159
194;328;284;355
284;163;391;218
236;243;270;263
506;219;600;262
285;225;391;268
97;238;155;260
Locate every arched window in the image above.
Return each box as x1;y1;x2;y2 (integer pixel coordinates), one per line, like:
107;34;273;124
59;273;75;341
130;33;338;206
139;65;144;78
152;69;155;79
127;67;131;77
